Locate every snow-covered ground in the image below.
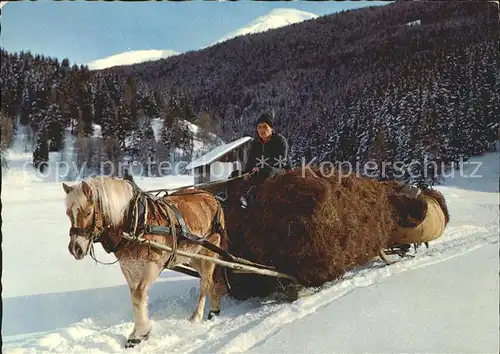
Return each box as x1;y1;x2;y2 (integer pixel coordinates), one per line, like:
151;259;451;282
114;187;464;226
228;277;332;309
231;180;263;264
2;138;498;353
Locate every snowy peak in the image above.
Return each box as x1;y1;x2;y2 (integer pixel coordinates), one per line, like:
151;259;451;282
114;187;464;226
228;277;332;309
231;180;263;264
215;8;318;44
86;49;179;70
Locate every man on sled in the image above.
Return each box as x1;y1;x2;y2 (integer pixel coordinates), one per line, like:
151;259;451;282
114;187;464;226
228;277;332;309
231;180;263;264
239;113;290;208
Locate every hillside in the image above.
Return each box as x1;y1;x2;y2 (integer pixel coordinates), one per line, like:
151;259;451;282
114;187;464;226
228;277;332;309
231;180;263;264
110;0;499;184
1;1;498;184
0;52;221;178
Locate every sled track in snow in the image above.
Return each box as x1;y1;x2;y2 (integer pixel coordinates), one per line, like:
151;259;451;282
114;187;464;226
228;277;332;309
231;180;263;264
211;225;499;354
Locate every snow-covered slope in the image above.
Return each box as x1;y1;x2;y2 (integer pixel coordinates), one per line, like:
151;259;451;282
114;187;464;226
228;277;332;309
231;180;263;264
2;140;498;353
214;8;318;44
1;117;221;184
149;117;224;158
87;49;179;70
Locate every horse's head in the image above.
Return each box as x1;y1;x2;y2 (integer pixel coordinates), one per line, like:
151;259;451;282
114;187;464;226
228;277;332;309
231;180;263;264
62;180;102;259
62;177;135;259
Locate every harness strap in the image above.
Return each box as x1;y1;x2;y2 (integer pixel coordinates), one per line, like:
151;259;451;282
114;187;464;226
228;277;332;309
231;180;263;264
123;190;234;271
166;202;234;261
164;203;178;269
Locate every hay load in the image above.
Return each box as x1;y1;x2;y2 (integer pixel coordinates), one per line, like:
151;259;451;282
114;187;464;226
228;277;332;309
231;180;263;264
224;168;396;297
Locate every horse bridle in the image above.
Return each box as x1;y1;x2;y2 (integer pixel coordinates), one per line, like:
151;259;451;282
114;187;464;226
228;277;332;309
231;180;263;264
69;199;107;243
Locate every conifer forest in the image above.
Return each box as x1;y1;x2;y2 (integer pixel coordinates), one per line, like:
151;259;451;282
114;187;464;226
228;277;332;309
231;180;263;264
1;0;498;184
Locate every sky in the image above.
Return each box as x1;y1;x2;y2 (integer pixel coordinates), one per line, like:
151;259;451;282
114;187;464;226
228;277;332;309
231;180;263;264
1;0;390;67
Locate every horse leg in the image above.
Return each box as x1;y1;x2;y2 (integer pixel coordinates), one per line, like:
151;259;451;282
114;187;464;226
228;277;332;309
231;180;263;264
189;266;208;322
208;291;222;320
190;233;223;322
120;258;162;347
207;232;227;320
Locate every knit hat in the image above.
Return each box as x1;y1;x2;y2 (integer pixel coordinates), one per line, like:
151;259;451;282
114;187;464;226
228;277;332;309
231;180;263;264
256;113;274;128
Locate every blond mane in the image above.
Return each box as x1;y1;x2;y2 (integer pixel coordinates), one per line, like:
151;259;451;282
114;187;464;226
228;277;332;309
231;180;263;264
65;176;135;226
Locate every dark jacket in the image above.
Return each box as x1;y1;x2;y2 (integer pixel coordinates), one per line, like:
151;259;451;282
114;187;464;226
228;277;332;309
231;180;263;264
243;132;289;173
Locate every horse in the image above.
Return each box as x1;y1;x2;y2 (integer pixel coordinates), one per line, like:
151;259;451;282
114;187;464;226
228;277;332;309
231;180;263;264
61;176;228;348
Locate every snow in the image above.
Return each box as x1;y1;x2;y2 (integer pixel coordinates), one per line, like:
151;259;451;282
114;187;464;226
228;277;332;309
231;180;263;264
86;49;180;70
150;117;166;145
249;245;498;353
212;8;319;46
90;123;102;138
2;131;498;353
150;117;223;158
406;19;421;26
185;136;252;170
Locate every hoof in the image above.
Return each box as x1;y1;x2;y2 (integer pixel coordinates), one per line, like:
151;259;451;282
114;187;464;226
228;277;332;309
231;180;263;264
189;314;203;323
125;331;150;348
207;310;220;320
284;284;301;302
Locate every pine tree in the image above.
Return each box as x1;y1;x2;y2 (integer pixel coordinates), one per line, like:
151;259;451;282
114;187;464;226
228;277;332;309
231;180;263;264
33;136;49;173
140;91;161;119
92;74;108;126
19;85;33;125
159;123;174;167
78;84;94;137
29;87;49;132
178;121;194;164
370;127;395;180
44;87;65;152
135;115;158;176
124;76;139;130
0;112;15;170
100;93;118;138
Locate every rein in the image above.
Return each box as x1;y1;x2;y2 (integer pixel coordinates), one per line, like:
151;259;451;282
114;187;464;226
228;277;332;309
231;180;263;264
144;172;250;195
89;243;122;266
91;196;124;266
